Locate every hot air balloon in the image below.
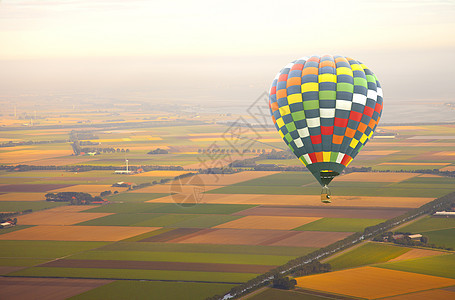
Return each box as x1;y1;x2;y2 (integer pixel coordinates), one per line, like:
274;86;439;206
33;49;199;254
269;55;383;203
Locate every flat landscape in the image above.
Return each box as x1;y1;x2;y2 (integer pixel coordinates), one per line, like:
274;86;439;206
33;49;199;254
1;110;454;299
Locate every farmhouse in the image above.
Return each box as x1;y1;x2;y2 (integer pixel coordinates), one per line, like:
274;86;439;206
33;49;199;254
433;211;455;217
408;234;423;240
0;221;15;229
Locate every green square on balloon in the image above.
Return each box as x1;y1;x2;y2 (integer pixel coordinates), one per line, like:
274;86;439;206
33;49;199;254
291;110;306;121
319;90;336;100
284;133;293;143
286;122;296;132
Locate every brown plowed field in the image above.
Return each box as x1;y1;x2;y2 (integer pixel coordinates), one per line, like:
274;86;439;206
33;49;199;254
267;231;352;247
295;267;455;299
174;228;296;246
0;225;160;242
0;277;113;300
384;289;455;300
388;249;446;262
171;228;348;247
335;172;419;182
40;259;274;273
214;216;321;230
149;194;431;208
0;184;74;193
17;211;113;226
139;228;205;242
234;206;410;219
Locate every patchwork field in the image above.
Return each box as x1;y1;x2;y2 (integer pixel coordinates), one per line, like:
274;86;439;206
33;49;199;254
377;253;455;279
295;266;455;299
326;242;411;270
335;172;419;182
0;192;45;201
148;193;433;208
388;248;445;262
234;206;410;219
1;118;454;299
16;210;113;226
0;277;114;300
384;289;455;300
69;281;236;300
0;225;160;241
213;216;321;230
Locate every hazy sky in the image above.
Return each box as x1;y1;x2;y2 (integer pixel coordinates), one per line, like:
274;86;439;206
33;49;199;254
1;0;454;110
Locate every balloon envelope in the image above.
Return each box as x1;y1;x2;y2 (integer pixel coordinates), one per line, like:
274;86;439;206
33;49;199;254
269;55;383;186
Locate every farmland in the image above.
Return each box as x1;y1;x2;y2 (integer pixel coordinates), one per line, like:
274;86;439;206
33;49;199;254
295;266;455;299
325;242;411;270
0;111;454;299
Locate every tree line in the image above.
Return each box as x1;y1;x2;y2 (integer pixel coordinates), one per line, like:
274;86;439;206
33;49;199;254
45;192;104;205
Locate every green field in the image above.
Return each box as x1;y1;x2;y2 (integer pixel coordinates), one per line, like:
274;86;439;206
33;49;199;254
9;267;258;283
84;203;255;214
98;242;316;257
70;281;236;300
166;214;241;228
0;201;65;212
424;228;455;249
105;193;170;203
68;250;294;265
326;242;410;270
399;216;455;233
76;213;164;226
0;240;109;258
376;253;455;279
0;257;49;267
294;218;386;232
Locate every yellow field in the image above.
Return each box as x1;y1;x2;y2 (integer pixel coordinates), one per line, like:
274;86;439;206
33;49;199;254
132;170;190;177
295;266;455;299
388;249;446;262
379;162;451;166
336;172;418;182
213;216;321;230
27;157;96;166
48;184;129;195
0;150;73;164
357;150;400;156
384;289;455;300
380;126;426;130
418;174;445;178
40;205;94;213
0;225;160;241
433;151;455;156
148;193;433;208
189;138;225;142
16;211;113;226
0;193;44;202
